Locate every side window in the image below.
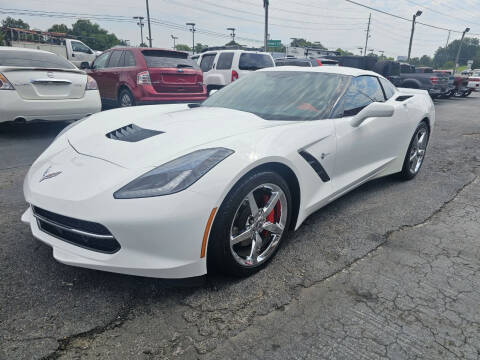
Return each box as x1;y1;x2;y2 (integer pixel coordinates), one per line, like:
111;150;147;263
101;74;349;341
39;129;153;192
107;51;123;68
92;52;110;70
71;41;92;54
359;76;385;102
343;77;374;116
216;52;234;70
379;77;397;100
123;51;136;67
200;53;216;72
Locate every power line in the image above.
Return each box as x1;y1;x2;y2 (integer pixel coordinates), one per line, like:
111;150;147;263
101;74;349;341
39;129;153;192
344;0;472;34
233;0;367;20
168;0;366;31
404;0;480;27
0;7;264;44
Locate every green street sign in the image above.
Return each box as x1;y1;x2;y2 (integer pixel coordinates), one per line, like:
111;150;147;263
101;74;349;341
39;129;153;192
267;40;281;47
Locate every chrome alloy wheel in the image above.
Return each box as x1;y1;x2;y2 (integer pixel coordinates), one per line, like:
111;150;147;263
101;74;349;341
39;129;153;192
229;183;287;267
409;128;428;174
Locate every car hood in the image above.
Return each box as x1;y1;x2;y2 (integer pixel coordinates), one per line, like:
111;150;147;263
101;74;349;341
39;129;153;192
67;105;286;169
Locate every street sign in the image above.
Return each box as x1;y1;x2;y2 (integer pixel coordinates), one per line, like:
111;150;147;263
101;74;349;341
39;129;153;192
267;40;281;47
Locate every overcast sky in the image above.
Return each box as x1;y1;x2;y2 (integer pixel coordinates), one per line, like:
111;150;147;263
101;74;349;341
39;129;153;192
2;0;480;58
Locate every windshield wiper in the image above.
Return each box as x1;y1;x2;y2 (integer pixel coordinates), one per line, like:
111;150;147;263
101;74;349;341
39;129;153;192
177;64;193;68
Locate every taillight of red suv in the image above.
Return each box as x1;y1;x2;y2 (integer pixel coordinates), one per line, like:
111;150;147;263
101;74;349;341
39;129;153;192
137;71;152;85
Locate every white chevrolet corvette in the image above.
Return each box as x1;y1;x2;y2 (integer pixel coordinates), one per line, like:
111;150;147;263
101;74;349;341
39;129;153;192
22;66;434;278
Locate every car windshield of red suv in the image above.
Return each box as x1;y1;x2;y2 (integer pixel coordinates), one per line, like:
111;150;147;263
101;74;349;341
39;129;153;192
141;50;200;69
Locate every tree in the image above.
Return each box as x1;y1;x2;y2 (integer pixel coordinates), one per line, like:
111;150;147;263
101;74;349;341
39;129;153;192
48;24;69;34
433;38;480;68
69;20;124;50
336;48;353;56
175;44;191;51
1;17;29;29
290;38;325;49
195;43;208;53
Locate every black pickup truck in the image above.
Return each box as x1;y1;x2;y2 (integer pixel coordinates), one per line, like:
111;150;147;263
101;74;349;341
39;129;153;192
373;61;450;98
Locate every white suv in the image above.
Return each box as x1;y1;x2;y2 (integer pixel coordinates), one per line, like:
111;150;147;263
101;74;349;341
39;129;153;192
196;50;275;93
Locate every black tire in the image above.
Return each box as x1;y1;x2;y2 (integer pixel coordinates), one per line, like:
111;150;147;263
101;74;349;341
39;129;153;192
398;121;430;180
207;170;292;277
118;88;135;107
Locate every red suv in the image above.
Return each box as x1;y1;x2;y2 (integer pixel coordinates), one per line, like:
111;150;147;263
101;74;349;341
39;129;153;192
87;48;207;107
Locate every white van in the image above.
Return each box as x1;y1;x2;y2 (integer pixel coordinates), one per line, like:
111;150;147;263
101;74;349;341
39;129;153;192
195;50;275;94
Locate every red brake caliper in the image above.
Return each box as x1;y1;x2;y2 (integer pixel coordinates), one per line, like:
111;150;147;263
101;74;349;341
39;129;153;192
263;194;281;237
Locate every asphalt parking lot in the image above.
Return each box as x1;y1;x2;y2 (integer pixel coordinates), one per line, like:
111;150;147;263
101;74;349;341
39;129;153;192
1;94;480;360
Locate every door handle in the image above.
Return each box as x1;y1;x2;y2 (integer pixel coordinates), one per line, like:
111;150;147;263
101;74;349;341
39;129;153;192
321;152;330;159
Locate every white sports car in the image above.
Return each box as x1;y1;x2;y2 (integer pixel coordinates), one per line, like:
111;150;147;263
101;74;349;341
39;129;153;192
22;67;434;278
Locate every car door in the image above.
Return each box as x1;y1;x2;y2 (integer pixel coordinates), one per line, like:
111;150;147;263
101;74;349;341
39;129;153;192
70;40;94;67
333;75;405;192
102;50;124;100
88;52;111;99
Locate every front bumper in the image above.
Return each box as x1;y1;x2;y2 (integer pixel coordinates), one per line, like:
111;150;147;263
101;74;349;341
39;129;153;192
0;90;101;123
22;147;218;278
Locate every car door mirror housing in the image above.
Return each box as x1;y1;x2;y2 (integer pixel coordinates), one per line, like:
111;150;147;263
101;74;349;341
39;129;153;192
79;62;90;70
350;102;395;127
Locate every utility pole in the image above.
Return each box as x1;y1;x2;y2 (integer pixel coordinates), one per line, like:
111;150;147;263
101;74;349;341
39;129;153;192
171;35;178;50
186;23;196;54
453;27;470;75
227;27;236;43
407;10;422;62
445;30;451;48
145;0;152;47
133;16;145;46
364;13;371;57
264;0;269;52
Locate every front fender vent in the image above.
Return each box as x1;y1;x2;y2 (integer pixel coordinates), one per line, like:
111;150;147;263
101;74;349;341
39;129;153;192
299;150;331;182
106;124;164;142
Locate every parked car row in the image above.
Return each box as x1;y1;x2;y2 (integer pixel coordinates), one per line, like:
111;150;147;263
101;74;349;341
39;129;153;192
0;45;477;124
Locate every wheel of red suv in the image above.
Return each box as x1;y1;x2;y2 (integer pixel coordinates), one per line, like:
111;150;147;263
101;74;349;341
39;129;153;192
118;89;135;107
207;170;292;277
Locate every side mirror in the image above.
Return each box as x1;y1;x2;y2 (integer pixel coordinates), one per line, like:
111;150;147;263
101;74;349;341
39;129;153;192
80;62;90;70
350;102;394;127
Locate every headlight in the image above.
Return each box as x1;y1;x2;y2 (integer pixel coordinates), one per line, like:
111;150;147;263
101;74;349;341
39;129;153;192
55;116;90;140
114;148;234;199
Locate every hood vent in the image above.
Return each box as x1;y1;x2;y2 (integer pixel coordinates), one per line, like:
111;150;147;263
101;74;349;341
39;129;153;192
106;124;164;142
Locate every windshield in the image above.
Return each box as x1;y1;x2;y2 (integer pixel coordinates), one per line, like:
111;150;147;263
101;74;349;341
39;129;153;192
0;50;76;69
473;72;480;77
142;50;199;69
239;53;274;70
202;71;350;120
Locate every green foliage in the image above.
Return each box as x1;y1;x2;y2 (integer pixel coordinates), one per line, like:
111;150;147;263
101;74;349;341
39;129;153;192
0;32;4;45
433;38;480;68
2;17;29;29
290;38;325;49
336;48;353;56
48;24;69;33
195;43;207;53
175;44;191;51
69;20;124;50
410;55;433;67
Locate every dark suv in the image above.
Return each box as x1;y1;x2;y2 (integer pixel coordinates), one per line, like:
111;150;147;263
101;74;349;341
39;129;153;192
87;48;207;107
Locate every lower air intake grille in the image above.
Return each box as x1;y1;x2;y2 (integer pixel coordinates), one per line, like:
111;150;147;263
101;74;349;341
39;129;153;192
106;124;163;142
32;206;120;253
